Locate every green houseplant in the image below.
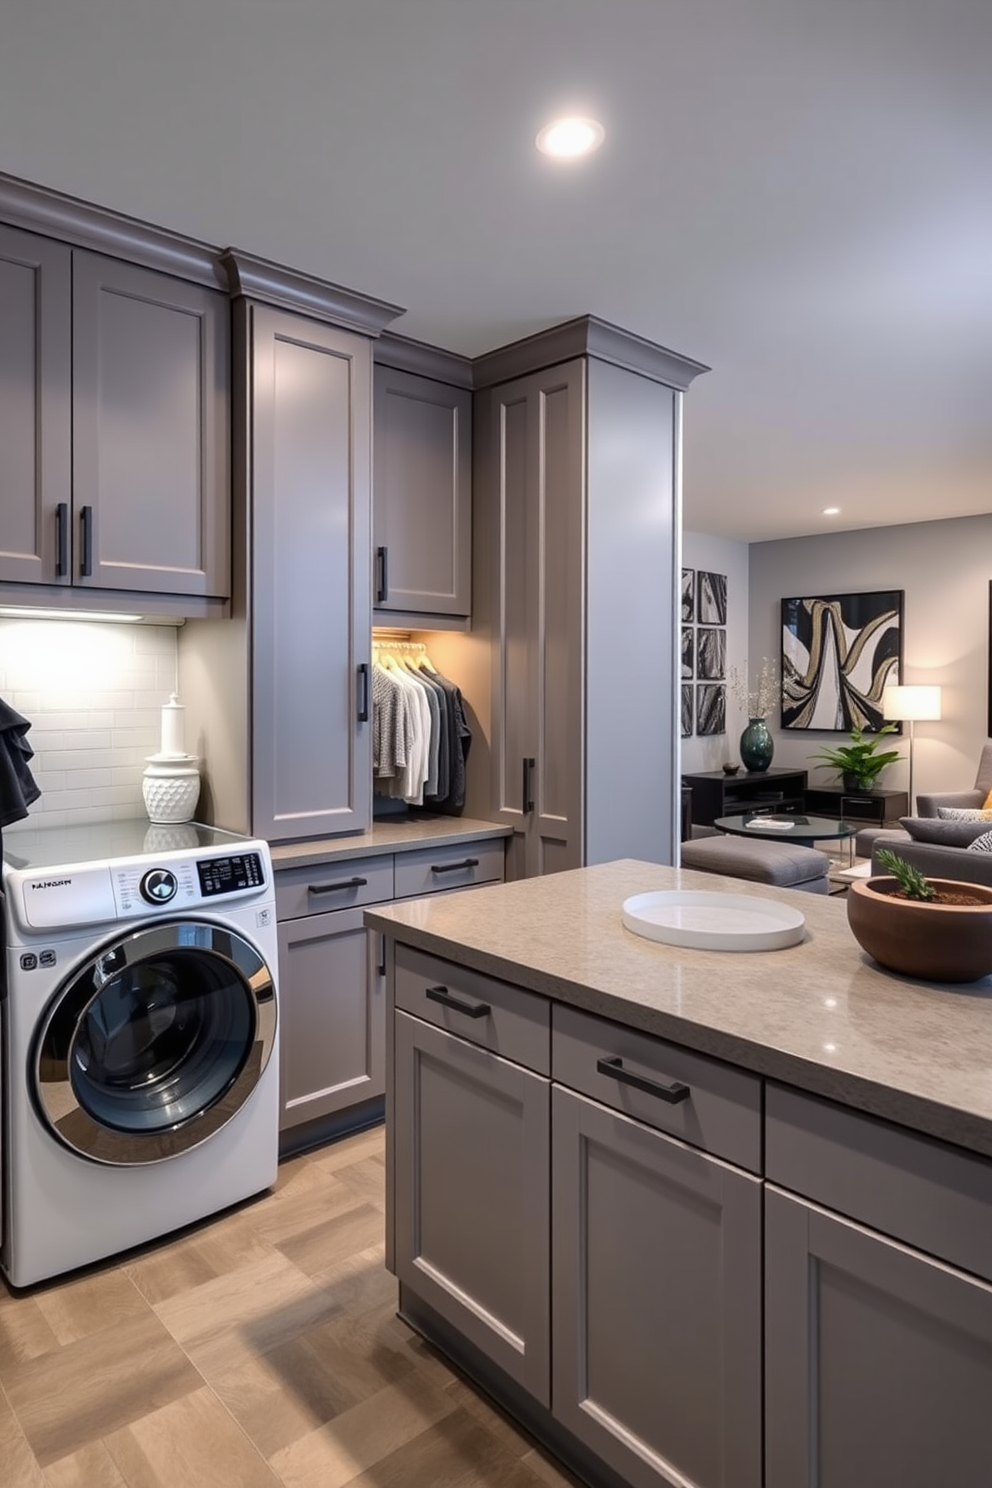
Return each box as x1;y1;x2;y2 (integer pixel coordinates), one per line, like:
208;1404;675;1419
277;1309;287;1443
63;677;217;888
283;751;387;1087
810;723;901;791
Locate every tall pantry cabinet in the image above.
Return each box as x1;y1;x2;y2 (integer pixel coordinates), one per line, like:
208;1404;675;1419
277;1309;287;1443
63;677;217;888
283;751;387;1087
179;255;403;841
470;319;708;880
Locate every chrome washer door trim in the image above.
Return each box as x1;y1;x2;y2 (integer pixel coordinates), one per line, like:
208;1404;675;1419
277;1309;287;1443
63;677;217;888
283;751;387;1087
33;920;276;1165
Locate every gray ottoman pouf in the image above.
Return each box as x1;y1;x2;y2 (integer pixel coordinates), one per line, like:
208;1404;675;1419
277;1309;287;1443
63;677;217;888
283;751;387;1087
680;834;832;894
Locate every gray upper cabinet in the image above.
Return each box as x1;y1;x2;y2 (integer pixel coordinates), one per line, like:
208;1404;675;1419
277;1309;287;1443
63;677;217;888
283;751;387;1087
0;226;229;599
72;252;229;597
246;302;373;841
0;224;71;586
372;364;471;619
475;324;705;879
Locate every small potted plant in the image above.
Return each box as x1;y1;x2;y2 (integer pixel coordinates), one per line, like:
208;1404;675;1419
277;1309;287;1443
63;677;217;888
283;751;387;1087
810;723;901;791
847;847;992;982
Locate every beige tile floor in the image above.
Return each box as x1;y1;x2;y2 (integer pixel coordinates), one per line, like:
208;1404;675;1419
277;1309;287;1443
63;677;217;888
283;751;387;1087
0;1125;581;1488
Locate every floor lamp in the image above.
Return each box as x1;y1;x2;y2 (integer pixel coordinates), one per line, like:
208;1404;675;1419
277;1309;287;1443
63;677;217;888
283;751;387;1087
882;685;942;814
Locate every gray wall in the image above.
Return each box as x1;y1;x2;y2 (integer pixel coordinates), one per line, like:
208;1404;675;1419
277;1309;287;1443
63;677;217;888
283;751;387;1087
747;514;992;805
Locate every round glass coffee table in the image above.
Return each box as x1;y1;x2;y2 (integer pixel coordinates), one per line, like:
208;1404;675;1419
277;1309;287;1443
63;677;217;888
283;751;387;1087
713;812;858;861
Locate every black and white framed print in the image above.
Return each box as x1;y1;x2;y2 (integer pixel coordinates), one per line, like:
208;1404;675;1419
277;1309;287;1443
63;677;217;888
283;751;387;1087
681;684;693;738
696;571;727;625
681;626;695;679
696;626;726;681
681;568;695;623
781;590;903;731
696;683;726;736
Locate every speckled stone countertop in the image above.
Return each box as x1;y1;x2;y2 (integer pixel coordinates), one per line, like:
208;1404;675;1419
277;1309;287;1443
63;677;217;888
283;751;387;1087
366;858;992;1159
269;816;511;870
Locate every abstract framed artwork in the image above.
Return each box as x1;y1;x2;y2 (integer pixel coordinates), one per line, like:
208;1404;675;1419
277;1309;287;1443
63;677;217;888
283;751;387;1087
681;625;695;680
681;568;695;623
696;626;726;681
696;570;727;625
681;684;693;738
781;590;903;731
696;683;726;736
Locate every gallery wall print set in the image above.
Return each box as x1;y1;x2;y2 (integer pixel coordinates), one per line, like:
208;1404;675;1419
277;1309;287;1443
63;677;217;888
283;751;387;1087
681;568;727;737
781;590;903;732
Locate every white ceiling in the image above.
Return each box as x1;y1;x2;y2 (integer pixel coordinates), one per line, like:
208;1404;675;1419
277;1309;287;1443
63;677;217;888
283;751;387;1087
3;0;991;543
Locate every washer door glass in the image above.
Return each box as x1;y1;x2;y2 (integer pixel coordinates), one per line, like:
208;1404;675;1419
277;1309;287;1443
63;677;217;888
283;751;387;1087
35;920;277;1165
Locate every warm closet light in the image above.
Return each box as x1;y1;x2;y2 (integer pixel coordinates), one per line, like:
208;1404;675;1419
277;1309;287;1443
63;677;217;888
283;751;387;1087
822;507;840;516
536;116;605;159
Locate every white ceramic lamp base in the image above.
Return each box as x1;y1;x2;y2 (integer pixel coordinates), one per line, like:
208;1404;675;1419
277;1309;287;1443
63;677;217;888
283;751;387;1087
142;758;201;824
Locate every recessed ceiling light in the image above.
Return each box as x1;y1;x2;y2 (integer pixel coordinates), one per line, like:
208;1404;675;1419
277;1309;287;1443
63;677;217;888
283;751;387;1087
822;507;840;516
536;116;605;160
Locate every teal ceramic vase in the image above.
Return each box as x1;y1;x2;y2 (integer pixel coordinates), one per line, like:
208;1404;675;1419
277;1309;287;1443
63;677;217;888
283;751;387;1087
740;718;774;773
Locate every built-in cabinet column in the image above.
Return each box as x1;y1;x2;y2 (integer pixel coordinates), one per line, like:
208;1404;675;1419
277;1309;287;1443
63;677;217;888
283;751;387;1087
474;322;707;879
478;359;585;879
245;302;373;841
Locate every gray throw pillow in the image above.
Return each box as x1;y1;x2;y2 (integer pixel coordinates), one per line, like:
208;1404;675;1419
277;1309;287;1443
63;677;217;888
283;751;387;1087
969;831;992;853
900;816;992;847
936;806;992;821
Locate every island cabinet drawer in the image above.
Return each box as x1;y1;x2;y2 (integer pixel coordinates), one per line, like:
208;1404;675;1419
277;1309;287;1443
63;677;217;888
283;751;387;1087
275;855;394;921
394;944;550;1075
766;1083;992;1284
552;1004;762;1173
393;838;505;900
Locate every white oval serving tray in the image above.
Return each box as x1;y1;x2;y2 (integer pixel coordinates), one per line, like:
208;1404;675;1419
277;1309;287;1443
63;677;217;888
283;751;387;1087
622;890;805;952
744;817;794;831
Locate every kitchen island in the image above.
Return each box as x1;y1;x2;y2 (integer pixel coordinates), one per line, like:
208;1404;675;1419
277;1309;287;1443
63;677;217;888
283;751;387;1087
366;859;992;1488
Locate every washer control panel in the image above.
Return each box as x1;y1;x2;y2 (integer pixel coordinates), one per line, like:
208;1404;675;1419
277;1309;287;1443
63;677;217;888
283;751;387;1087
196;852;266;898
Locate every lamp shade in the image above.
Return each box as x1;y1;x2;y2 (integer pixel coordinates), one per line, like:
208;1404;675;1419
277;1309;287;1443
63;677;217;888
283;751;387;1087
882;684;942;722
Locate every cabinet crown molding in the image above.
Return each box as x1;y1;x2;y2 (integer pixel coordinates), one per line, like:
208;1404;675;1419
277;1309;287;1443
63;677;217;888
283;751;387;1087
374;331;474;389
0;170;226;289
471;314;710;392
222;248;405;336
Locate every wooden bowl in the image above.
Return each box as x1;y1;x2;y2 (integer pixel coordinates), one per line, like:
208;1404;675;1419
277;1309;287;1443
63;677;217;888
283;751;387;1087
847;877;992;983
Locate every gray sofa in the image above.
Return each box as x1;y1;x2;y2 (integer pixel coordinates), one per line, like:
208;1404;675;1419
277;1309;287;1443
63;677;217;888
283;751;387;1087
867;742;992;884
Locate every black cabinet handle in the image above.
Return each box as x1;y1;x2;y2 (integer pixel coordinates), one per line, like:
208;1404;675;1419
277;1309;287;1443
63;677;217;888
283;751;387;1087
55;502;69;577
431;858;479;875
596;1055;690;1104
79;505;94;577
522;756;535;814
357;662;370;723
377;933;387;978
375;545;388;603
307;876;368;895
425;984;491;1019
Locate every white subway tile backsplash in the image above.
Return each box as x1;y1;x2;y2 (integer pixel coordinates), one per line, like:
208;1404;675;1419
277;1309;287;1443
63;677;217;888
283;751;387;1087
0;618;179;830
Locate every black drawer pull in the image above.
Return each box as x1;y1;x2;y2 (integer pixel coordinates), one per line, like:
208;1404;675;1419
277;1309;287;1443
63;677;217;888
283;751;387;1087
357;663;370;723
425;984;491;1019
307;876;368;895
79;504;94;577
55;502;69;577
376;545;389;603
596;1055;690;1104
431;858;479;875
377;933;387;978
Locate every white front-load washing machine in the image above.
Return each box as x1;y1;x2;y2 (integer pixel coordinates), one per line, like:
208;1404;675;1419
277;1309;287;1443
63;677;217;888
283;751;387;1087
1;818;280;1288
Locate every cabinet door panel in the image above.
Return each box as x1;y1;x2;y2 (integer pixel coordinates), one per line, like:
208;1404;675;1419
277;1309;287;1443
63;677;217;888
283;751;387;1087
0;226;71;585
393;1010;550;1402
766;1185;992;1488
250;304;372;839
72;252;229;596
277;906;383;1129
373;365;471;616
553;1086;761;1488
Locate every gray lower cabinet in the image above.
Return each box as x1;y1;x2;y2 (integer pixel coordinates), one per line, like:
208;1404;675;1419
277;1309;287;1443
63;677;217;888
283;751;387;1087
392;1007;551;1403
372;364;471;619
0;224;229;599
552;1087;762;1488
277;906;385;1131
765;1186;992;1487
246;302;372;841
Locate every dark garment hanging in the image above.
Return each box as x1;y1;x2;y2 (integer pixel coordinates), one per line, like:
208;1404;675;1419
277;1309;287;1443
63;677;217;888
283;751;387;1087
423;669;472;813
0;696;41;829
